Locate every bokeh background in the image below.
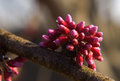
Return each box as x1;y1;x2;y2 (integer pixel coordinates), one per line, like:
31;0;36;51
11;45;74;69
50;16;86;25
0;0;120;81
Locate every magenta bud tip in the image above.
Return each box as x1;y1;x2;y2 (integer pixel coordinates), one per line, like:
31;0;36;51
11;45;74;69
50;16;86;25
66;14;72;23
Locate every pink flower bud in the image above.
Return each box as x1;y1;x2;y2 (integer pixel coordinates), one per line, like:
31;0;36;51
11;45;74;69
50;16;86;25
0;71;2;81
98;37;103;42
54;36;68;45
59;25;70;34
89;26;98;35
4;68;13;81
91;47;101;57
85;25;94;28
79;41;85;46
82;28;89;34
0;75;2;81
66;14;72;23
48;29;61;40
70;21;76;29
57;16;63;22
96;32;103;37
79;32;85;40
93;37;99;42
57;16;67;26
42;35;50;41
88;63;96;71
76;21;85;31
91;42;100;47
95;56;104;61
66;45;74;51
85;44;92;50
70;29;79;38
72;39;78;45
48;29;55;35
85;36;99;43
9;67;19;75
4;76;12;81
40;14;104;71
80;49;88;56
76;53;83;66
86;51;94;65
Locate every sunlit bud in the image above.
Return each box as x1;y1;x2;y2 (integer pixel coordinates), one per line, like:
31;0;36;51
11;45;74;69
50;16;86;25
9;67;19;75
85;24;94;28
95;56;104;61
91;42;100;47
0;71;2;81
40;14;104;71
89;26;98;35
42;35;50;41
85;36;99;43
72;39;78;45
88;63;96;71
86;51;94;65
85;44;92;50
57;16;67;26
59;25;70;34
70;29;79;38
80;49;88;56
98;37;103;42
82;28;89;34
54;36;68;45
70;21;76;29
66;45;74;51
91;47;101;56
76;21;85;31
96;32;103;37
4;68;13;81
76;53;83;66
79;32;85;40
66;14;72;23
48;29;55;35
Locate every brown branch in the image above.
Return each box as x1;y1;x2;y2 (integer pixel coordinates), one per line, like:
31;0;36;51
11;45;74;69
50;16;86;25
0;29;114;81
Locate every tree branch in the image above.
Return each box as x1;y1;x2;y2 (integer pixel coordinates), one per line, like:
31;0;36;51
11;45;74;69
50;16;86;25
0;29;114;81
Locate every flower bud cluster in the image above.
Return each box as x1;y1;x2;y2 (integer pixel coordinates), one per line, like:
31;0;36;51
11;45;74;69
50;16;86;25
0;54;27;81
40;14;103;71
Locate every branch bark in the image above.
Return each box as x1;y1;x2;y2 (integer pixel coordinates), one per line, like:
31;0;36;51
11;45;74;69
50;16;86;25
0;29;114;81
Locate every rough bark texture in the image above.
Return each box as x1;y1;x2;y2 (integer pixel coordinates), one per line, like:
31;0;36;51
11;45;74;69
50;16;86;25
0;29;114;81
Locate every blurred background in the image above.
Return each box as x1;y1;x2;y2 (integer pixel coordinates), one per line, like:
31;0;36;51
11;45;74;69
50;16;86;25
0;0;120;81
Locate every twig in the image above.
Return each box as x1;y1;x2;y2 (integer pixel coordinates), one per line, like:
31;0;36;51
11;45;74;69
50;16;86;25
0;29;114;81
